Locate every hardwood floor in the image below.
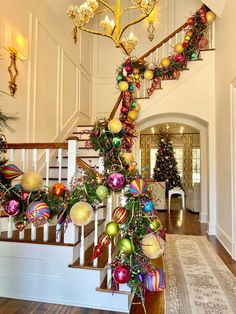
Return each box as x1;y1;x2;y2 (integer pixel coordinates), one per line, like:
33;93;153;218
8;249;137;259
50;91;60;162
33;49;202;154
0;209;235;314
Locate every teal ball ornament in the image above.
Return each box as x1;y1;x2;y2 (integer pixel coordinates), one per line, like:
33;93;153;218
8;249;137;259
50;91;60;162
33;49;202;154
128;84;134;91
119;238;134;255
112;137;122;147
106;221;120;236
96;185;109;200
116;74;123;82
144;200;155;212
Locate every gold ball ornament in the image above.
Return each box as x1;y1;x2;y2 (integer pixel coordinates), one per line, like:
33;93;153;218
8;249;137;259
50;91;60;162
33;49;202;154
134;74;140;80
206;11;216;24
70;201;93;226
21;171;43;192
121;152;134;165
118;81;129;91
175;43;184;54
160;57;171;68
128;110;138;121
141;233;164;259
144;69;154;80
108;119;122;134
132;103;140;112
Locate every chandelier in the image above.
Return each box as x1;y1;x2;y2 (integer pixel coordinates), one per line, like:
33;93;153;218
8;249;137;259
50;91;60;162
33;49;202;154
67;0;158;55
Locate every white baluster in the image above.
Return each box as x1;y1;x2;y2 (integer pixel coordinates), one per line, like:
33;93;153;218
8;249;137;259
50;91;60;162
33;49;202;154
211;22;215;49
9;149;14;163
56;223;61;242
162;43;166;59
45;148;50;186
19;230;25;240
57;148;62;183
80;225;85;265
31;224;36;241
21;149;26;172
107;193;113;288
98;156;104;173
93;210;99;267
7;217;13;238
64;222;78;244
67;138;78;187
175;33;178;46
33;148;38;171
43;222;49;242
155;48;159;63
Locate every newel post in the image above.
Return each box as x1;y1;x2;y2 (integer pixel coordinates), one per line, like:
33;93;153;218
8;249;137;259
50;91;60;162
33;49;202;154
67;136;79;188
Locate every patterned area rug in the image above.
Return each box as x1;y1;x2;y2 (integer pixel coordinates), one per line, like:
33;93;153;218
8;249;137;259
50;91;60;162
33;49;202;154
163;235;236;314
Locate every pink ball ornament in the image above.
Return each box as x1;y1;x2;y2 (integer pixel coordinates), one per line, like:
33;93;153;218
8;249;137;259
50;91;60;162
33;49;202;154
113;265;130;284
107;173;126;191
125;65;132;73
4;199;21;217
175;54;185;62
120;106;129;114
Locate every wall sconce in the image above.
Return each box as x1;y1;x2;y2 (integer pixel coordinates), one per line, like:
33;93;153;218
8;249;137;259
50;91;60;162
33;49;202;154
145;7;158;42
4;26;28;97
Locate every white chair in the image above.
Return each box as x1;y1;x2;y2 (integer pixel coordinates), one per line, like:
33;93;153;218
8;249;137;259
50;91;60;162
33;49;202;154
168;187;185;214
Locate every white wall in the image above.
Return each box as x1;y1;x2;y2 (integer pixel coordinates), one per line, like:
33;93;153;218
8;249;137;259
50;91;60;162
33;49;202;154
0;0;92;143
215;0;236;257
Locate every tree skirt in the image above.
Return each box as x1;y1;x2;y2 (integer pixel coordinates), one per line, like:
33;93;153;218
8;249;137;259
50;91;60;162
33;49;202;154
163;235;236;314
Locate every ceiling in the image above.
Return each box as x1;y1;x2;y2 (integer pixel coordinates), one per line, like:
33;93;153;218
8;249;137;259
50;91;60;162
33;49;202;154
141;123;199;135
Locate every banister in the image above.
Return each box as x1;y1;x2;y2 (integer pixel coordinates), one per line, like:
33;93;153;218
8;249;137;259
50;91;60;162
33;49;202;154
77;157;99;174
109;21;188;120
6;143;68;149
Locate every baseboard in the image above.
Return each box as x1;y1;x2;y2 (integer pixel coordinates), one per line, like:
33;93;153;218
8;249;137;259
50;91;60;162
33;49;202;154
216;225;233;256
207;223;216;235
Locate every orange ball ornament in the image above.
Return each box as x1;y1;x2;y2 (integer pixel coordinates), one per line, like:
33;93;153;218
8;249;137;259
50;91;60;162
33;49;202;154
51;183;66;197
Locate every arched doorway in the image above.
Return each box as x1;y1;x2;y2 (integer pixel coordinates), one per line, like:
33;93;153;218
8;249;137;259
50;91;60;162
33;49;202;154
135;112;216;232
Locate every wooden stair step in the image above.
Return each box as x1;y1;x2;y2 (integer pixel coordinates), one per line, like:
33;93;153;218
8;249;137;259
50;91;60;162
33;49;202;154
49;166;67;169
96;275;131;296
77;125;94;127
0;219;105;246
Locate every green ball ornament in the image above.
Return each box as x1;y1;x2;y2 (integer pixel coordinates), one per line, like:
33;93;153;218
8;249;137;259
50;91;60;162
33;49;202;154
191;52;198;61
96;185;109;200
112;137;122;147
150;220;161;231
106;221;119;236
116;74;123;82
119;238;134;255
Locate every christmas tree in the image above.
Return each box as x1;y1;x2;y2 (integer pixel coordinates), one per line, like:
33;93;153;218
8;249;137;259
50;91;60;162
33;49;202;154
153;129;183;191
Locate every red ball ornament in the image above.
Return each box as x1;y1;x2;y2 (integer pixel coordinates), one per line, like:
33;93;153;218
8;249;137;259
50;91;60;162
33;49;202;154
51;183;67;197
113;265;130;284
120;106;129;114
136;82;141;89
187;17;194;25
112;206;129;224
175;54;185;62
182;42;188;49
125;65;132;73
91;244;104;262
15;221;26;232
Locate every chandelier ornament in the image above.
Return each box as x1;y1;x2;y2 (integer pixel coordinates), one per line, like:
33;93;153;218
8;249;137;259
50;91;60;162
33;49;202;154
67;0;158;55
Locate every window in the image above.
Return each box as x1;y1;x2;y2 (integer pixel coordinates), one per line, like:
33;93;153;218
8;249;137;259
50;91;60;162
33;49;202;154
173;148;183;178
192;148;200;184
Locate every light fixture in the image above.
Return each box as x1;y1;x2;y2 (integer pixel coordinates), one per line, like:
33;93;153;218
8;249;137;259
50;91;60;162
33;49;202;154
180;126;184;135
151;127;154;135
67;0;158;55
4;26;28;97
145;6;158;41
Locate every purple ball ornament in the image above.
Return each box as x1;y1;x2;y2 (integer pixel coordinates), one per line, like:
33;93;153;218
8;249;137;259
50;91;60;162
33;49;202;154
4;199;21;217
94;129;100;137
137;272;145;283
107;173;126;191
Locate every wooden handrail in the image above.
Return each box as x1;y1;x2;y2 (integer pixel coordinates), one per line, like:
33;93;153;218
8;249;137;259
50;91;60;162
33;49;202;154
77;157;99;174
109;21;188;120
6;143;68;149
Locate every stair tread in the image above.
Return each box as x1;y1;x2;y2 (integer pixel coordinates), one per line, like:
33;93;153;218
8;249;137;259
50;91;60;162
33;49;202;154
0;219;105;246
49;166;68;169
96;275;131;296
77;125;94;127
56;156;99;159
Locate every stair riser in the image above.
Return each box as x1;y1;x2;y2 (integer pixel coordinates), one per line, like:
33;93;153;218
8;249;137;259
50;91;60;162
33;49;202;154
73;133;90;140
49;168;68;178
78;149;99;157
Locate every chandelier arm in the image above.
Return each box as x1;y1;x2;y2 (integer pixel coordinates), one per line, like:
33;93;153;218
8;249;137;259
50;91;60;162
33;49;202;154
94;8;109;15
119;13;149;39
120;5;140;16
80;26;116;43
98;0;114;14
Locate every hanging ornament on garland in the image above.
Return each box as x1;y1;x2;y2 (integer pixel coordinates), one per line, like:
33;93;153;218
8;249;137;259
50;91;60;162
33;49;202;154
113;265;131;284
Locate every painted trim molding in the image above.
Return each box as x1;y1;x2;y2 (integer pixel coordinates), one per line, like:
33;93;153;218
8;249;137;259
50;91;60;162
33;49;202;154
216;224;233;256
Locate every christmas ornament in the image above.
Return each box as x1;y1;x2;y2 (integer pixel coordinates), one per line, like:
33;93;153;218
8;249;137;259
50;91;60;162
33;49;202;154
108;119;122;134
57;211;67;225
125;65;132;73
118;81;129;91
51;183;66;197
70;201;93;226
107;173;126;191
144;69;154;80
175;43;184;54
175;54;184;62
112;206;129;224
134;74;140;80
191;52;199;61
26;201;51;226
141;233;164;259
2;164;23;180
113;265;130;284
21;171;43;192
91;244;104;261
105;221;119;236
120;106;129;114
121;152;134;165
119;238;134;255
146;268;165;291
112;137;122;147
143;200;155;212
150;219;161;231
130;179;147;197
187;17;195;25
131;102;140;112
160;57;171;68
128;110;138;121
96;185;109;200
15;221;26;232
185;35;191;41
173;70;180;79
4;199;21;216
137;272;145;283
116;74;123;82
98;232;110;246
206;11;215;24
132;68;139;74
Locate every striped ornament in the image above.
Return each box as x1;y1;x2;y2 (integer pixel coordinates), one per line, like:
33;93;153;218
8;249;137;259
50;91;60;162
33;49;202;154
129;179;147;197
26;201;51;226
2;164;23;180
112;206;129;224
146;268;165;292
98;232;110;246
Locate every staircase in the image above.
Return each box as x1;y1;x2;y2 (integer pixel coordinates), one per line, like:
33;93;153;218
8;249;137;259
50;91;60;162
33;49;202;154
0;12;215;313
